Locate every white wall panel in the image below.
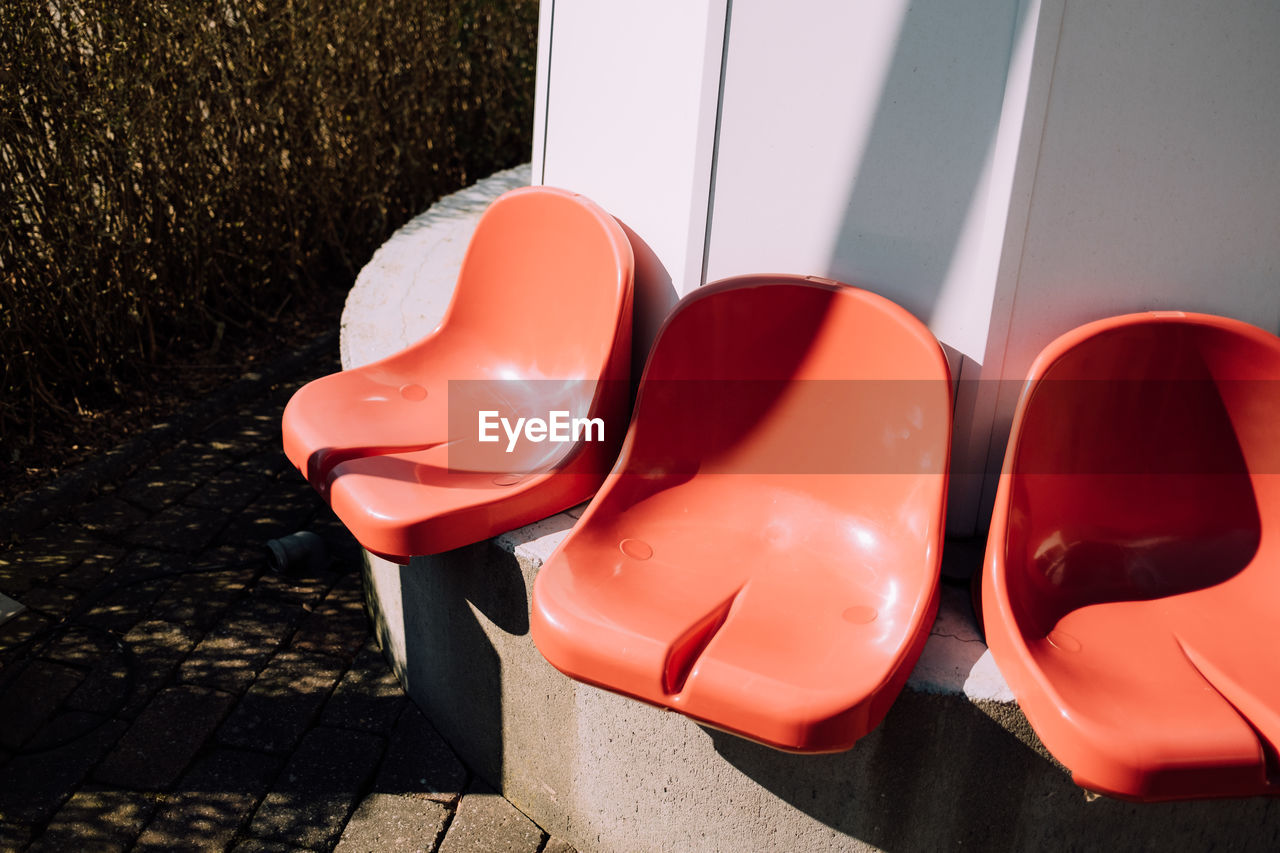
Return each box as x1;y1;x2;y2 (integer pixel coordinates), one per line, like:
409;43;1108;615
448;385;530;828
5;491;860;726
978;0;1280;523
535;0;728;367
704;0;1021;364
703;0;1027;533
535;0;1280;535
996;0;1280;378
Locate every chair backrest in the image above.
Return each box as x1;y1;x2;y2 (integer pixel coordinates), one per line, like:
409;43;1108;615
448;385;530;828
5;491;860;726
441;186;634;381
615;275;951;527
1002;313;1280;634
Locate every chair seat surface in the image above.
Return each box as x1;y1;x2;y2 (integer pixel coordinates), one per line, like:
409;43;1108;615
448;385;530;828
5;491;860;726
982;312;1280;800
282;186;634;562
532;275;951;752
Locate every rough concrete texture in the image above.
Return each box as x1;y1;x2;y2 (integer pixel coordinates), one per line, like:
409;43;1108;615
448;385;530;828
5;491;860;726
27;787;157;853
95;685;236;789
352;167;1280;851
339;163;531;373
364;534;1280;852
134;748;282;852
247;726;385;849
437;781;545;853
333;793;450;853
374;704;468;806
541;838;578;853
218;649;346;753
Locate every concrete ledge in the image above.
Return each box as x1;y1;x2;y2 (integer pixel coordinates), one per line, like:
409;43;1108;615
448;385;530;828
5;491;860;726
340;164;532;371
346;168;1278;851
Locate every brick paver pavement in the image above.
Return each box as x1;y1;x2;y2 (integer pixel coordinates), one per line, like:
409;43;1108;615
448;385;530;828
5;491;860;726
0;347;570;852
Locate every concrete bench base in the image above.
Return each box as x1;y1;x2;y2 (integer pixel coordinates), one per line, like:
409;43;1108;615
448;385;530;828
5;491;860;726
346;167;1278;851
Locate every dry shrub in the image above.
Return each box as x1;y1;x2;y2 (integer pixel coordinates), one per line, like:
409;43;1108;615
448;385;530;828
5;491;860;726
0;0;537;443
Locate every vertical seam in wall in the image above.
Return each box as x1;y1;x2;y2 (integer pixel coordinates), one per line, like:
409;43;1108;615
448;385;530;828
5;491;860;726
698;0;733;288
993;0;1065;389
538;0;556;186
976;0;1067;527
951;0;1045;533
953;2;1028;425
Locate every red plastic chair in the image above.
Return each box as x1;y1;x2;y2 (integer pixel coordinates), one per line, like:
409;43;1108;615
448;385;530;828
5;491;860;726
531;275;952;752
981;311;1280;801
282;187;634;562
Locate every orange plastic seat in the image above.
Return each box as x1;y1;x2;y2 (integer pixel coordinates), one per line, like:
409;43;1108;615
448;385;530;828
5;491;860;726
282;187;634;562
530;275;951;752
981;311;1280;801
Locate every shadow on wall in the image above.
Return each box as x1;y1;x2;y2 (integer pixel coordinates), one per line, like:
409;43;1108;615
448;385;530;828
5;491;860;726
709;689;1280;851
829;0;1018;339
619;221;679;391
822;0;1021;534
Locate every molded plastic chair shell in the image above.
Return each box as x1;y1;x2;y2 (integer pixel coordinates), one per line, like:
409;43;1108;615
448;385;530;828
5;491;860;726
981;311;1280;801
282;187;634;562
530;275;952;753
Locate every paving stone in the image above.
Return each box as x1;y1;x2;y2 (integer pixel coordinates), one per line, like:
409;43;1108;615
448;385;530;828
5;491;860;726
95;685;236;790
232;448;294;481
438;781;545;853
68;619;201;718
541;837;578;853
200;411;281;460
308;511;365;567
27;786;158;853
64;650;129;719
165;439;238;480
0;610;53;668
20;706;127;756
247;726;385;849
219;649;345;753
74;547;185;616
40;622;118;668
0;549;39;596
150;560;258;633
184;542;270;572
0;658;85;749
184;467;269;512
19;584;82;619
254;568;338;608
333;792;450;853
229;839;310;853
78;576;172;635
0;353;559;852
184;744;284;795
126;617;202;670
321;642;407;735
134;748;282;853
0;820;35;851
51;541;128;591
246;458;312;493
0;712;128;822
291;574;370;658
180;598;301;692
374;704;468;805
77;494;150;533
119;460;200;512
4;521;118;578
0;522;116;595
119;503;228;553
101;548;180;592
218;479;320;548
